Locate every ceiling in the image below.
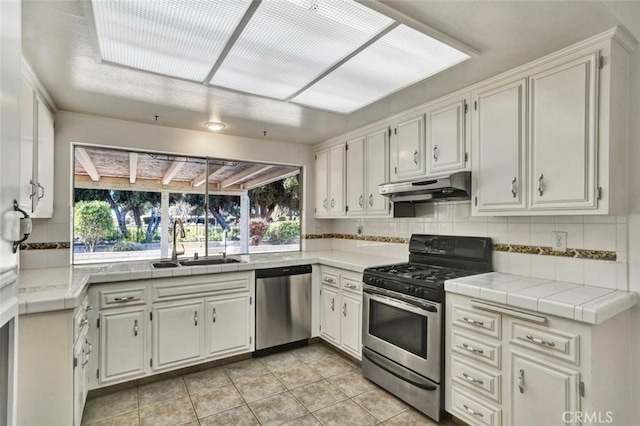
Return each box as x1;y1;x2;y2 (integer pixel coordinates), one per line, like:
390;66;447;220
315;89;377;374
22;1;637;145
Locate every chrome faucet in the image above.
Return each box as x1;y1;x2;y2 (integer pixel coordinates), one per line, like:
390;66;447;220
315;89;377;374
171;218;186;261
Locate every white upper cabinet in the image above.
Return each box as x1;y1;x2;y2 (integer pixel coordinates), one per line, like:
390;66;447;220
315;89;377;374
315;144;346;218
364;127;390;216
529;51;599;210
314;149;329;216
346;137;365;216
472;78;528;213
342;127;391;218
390;112;425;181
426;94;469;176
19;72;54;218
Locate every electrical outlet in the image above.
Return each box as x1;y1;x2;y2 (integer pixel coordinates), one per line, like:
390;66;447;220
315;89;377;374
356;224;363;235
552;231;567;252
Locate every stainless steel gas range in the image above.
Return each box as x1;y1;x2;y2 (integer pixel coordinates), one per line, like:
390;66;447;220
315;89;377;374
362;234;492;422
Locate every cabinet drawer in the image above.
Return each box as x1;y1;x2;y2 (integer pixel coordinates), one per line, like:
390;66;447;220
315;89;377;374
452;331;501;369
451;386;502;426
452;304;501;339
73;294;90;340
510;321;580;365
341;276;362;294
153;277;250;302
99;287;146;309
321;271;339;288
451;356;501;403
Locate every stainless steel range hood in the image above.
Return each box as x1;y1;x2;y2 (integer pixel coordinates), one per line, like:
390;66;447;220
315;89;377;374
379;171;471;203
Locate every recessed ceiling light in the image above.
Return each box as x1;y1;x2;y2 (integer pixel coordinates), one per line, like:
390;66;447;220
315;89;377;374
204;122;226;131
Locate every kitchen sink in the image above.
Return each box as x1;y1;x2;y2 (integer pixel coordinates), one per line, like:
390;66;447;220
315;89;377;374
178;257;241;266
151;261;180;268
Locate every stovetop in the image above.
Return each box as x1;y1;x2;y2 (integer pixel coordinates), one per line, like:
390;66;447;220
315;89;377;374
362;234;492;302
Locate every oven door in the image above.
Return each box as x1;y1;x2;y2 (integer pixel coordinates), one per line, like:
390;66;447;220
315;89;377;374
363;285;441;382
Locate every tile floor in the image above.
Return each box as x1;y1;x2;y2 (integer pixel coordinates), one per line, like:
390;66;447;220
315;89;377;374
81;343;458;426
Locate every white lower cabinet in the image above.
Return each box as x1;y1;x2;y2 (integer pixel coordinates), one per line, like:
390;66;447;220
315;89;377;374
319;267;363;360
88;272;254;390
510;352;579;426
205;295;251;358
152;301;203;371
445;293;632;426
99;308;147;383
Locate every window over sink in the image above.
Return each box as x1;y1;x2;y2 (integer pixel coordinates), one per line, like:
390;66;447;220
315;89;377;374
72;145;301;264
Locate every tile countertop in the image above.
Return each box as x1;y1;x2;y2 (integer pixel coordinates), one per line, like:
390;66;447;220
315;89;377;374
18;250;403;315
445;272;638;325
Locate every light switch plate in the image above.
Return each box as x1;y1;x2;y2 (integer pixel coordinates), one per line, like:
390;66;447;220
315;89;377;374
552;231;567;252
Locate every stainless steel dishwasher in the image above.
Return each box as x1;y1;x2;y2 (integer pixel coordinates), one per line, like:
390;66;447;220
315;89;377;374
255;265;312;354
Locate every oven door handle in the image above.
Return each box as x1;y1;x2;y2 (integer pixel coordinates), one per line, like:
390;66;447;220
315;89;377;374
363;347;437;391
364;286;438;313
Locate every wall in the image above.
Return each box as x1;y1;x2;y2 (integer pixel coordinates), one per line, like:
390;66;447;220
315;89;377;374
20;111;329;268
332;206;627;289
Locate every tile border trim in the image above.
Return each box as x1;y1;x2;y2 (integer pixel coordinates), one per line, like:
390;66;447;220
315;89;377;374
20;242;70;251
304;234;617;261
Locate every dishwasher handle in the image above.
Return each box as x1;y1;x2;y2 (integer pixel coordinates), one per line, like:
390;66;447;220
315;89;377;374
255;264;312;279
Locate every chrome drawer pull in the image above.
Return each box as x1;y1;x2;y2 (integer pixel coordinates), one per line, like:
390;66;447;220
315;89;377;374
323;277;335;284
358;195;363;207
80;317;89;327
518;369;525;393
212;308;216;323
194;311;198;326
330;298;335;311
133;319;138;336
343;303;347;317
462;404;483;417
114;296;134;302
526;334;555;347
462;317;484;326
462;372;484;385
462;343;484;354
511;177;517;198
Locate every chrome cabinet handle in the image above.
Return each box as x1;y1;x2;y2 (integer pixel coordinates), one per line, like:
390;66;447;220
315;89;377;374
330;298;335;311
525;334;555;347
538;174;544;196
85;340;92;355
462;372;484;385
462;404;483;417
518;369;525;393
194;311;198;326
368;194;373;207
330;198;335;208
28;179;37;198
114;296;134;302
86;305;93;311
133;319;138;336
82;353;90;367
37;183;45;200
323;199;327;209
462;317;484;326
212;308;216;323
462;343;483;354
358;195;363;207
413;150;419;165
433;145;438;161
80;318;89;327
511;177;517;198
323;277;335;284
343;303;347;317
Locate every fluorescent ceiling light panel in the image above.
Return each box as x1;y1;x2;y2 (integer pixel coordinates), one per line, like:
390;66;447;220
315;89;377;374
291;24;471;113
90;0;253;81
209;0;393;99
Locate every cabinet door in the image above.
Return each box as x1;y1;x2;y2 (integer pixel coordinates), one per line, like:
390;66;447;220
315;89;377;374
152;301;203;371
346;137;365;216
19;76;35;212
320;286;340;345
529;52;599;210
99;308;147;384
73;337;87;426
472;78;528;213
511;353;580;426
426;96;468;175
315;149;329;216
365;128;390;216
205;295;250;358
392;113;426;181
33;98;54;218
328;144;346;216
340;292;362;359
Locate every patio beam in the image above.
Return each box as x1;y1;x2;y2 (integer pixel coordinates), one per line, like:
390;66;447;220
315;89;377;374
75;147;101;182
